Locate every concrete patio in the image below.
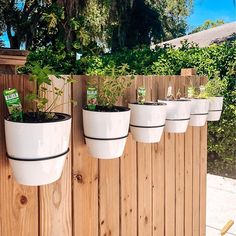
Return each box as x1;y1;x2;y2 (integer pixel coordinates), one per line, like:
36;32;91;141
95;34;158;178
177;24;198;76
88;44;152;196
207;174;236;235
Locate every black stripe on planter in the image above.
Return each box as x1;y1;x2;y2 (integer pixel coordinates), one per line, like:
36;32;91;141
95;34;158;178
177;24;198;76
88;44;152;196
166;118;190;121
209;110;222;112
84;134;129;141
7;148;70;162
130;124;165;128
191;113;208;116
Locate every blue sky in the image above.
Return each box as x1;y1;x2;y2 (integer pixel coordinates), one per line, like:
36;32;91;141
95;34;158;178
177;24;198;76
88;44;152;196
1;0;236;47
187;0;236;31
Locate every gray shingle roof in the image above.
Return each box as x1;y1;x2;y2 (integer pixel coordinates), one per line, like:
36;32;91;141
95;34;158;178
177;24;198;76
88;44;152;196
155;21;236;48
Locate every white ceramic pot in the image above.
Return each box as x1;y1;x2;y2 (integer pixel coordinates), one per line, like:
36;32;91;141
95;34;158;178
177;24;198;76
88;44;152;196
83;106;130;159
128;102;167;143
5;113;71;186
158;99;192;133
189;98;210;127
207;96;223;121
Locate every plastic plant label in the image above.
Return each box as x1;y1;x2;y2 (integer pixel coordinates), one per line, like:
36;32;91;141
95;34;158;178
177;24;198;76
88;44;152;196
87;87;97;110
137;87;146;104
166;86;174;100
3;88;23;121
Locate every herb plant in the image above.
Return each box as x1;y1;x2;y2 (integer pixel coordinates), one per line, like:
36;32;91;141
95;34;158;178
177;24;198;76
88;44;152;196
24;63;76;121
205;77;227;97
87;64;134;109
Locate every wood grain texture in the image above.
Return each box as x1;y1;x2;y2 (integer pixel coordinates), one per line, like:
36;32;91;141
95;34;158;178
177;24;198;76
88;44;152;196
0;74;208;236
0;75;38;236
199;76;208;236
184;126;193;236
72;76;98;236
137;76;153;236
152;75;165;235
120;78;137;236
192;127;201;236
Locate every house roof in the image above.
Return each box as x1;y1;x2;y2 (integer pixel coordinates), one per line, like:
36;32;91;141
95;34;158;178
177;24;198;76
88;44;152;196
155;21;236;48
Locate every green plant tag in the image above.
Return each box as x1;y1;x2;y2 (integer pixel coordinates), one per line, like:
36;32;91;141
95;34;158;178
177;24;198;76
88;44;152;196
137;87;146;104
87;87;97;110
3;88;23;121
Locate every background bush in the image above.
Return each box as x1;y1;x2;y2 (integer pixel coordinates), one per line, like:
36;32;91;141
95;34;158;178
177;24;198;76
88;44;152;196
23;41;236;173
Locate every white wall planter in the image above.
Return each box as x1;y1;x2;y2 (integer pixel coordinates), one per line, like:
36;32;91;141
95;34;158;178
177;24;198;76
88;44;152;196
158;99;192;133
128;102;167;143
189;98;210;127
83;106;130;159
5;113;71;186
207;96;223;121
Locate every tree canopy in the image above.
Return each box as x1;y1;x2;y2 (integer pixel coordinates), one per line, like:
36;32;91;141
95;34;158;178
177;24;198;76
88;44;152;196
0;0;193;51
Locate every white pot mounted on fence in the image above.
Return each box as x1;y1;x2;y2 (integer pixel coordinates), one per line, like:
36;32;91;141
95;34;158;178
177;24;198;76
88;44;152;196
83;106;130;159
5;113;71;186
207;96;223;121
128;102;167;143
159;99;192;133
189;99;210;127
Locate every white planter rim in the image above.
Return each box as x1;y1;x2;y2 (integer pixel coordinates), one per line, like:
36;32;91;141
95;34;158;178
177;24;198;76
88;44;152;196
129;102;166;129
5;112;71;124
83;105;130;113
83;106;130;141
7;148;70;162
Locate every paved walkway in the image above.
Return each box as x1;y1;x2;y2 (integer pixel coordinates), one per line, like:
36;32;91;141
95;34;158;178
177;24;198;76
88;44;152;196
207;174;236;235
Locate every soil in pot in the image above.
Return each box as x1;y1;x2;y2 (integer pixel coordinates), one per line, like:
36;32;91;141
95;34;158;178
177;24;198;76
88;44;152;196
6;112;71;123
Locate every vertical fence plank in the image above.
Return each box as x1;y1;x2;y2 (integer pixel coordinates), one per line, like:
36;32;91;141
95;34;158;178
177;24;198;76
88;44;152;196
184;125;193;236
164;132;176;236
39;76;72;236
73;76;98;236
183;76;193;236
164;76;176;236
99;159;120;236
175;133;185;236
175;76;185;236
120;78;137;236
137;76;153;236
0;75;38;236
199;76;208;236
192;127;201;236
152;75;165;235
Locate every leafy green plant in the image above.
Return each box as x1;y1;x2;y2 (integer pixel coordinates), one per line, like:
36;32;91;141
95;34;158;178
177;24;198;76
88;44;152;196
205;77;227;97
24;63;76;121
87;64;134;109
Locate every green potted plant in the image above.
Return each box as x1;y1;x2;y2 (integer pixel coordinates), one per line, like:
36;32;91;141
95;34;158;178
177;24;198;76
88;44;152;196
4;64;75;186
205;77;227;121
83;65;133;159
128;87;167;143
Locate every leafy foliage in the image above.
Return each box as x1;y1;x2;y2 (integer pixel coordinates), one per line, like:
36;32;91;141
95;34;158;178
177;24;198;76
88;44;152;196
190;19;225;34
87;64;134;108
205;77;228;97
25;63;76;119
1;0;192;51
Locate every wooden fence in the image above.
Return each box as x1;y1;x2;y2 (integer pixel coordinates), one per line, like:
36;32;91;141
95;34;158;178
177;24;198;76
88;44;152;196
0;73;207;236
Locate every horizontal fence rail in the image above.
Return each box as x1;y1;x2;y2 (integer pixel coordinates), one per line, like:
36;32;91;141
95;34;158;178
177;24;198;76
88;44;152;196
0;74;208;236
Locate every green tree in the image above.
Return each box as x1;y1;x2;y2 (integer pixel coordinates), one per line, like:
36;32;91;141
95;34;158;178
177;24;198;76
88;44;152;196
190;19;225;34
